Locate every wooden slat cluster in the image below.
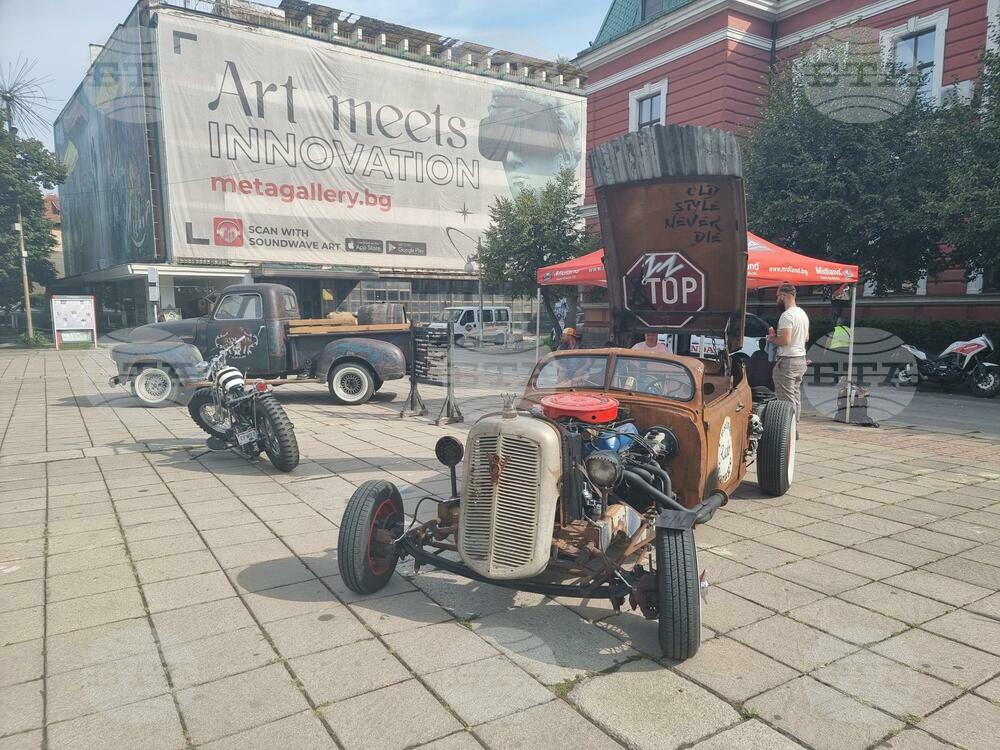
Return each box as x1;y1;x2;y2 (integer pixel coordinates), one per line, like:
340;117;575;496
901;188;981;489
589;124;743;187
285;320;410;336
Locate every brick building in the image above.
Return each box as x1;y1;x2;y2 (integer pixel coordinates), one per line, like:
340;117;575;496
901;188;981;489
576;0;1000;321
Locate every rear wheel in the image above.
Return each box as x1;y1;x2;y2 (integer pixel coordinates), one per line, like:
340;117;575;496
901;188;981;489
132;366;179;407
655;527;701;662
257;395;299;471
187;388;231;439
328;362;375;405
969;365;1000;398
757;399;796;496
338;480;403;594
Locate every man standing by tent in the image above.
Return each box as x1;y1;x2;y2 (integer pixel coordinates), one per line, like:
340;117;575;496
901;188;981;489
767;283;809;431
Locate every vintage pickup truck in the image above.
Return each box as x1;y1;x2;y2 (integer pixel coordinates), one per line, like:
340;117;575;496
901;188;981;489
109;283;410;407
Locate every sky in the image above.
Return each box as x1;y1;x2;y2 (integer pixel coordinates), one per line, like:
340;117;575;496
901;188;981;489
0;0;610;150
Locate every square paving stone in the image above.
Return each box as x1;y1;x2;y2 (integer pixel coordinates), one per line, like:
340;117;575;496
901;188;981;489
211;539;292;570
424;655;553;725
47;563;136;603
199;524;275;548
350;591;452;636
712;540;800;570
418;731;490;750
922;609;1000;655
289;638;409;705
730;614;857;671
871;628;1000;688
47;693;186;750
975;674;1000;702
264;605;371;659
698;550;756;584
718;572;825;613
838;582;952;625
46;618;156;675
772;559;868;595
176;663;310;745
756;530;842;557
881;569;991;607
473;696;622;750
797;521;877;547
813;548;910;579
321;679;461;750
690;720;806;749
746;675;903;750
0;639;42;687
241;579;340;623
0;728;42;750
0;556;43;584
813;650;961;718
790;597;906;645
383;621;498;675
126;533;207;561
569;659;739;750
967;591;1000;619
0;580;42;614
920;694;1000;750
923;555;1000;591
699;587;774;634
46;544;129;577
47;587;145;635
404;568;543;619
199;711;335;750
0;605;42;644
162;626;273;689
675;636;798;701
151;597;256;646
890;528;978;555
47;649;169;722
135;550;220;585
880;729;957;750
227;557;315;594
471;600;637;685
143;571;235;613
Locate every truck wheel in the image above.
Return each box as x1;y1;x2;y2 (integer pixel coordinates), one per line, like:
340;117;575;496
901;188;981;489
328;362;375;405
257;394;299;472
187;388;231;439
338;480;403;594
757;399;796;496
132;366;179;407
656;527;701;662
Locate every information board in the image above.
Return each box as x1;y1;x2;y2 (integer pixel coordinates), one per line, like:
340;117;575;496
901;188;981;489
50;295;98;349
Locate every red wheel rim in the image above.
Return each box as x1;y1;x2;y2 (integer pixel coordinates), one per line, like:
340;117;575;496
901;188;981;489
367;497;398;576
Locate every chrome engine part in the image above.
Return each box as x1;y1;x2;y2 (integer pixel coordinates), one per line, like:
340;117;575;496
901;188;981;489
458;410;561;579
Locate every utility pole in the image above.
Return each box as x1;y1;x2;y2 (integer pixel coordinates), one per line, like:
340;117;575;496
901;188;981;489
16;204;34;339
476;238;484;350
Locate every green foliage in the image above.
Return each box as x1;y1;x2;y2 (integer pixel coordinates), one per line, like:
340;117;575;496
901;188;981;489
743;58;957;292
16;330;51;348
0;126;66;303
809;318;1000;354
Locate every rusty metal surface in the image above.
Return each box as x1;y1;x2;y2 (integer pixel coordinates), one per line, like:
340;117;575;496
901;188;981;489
313;337;407;383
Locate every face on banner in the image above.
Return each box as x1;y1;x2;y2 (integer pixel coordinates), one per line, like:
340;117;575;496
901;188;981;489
152;10;586;271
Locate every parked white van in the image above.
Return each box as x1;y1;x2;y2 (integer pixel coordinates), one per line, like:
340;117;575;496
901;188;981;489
430;306;513;344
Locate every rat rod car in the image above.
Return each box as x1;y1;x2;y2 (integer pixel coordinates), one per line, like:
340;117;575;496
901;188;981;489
337;125;796;661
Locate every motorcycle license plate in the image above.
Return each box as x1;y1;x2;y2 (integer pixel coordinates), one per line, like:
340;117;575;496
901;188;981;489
235;428;258;446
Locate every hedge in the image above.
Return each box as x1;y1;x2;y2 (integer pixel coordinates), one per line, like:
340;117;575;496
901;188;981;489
807;319;1000;354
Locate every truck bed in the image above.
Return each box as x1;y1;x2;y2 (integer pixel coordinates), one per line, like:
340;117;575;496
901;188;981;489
285;320;409;336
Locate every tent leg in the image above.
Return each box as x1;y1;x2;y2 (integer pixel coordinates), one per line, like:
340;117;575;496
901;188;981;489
845;284;857;424
535;287;541;364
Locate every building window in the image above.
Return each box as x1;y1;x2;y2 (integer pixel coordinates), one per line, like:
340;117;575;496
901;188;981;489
881;10;948;104
642;0;661;20
628;79;668;132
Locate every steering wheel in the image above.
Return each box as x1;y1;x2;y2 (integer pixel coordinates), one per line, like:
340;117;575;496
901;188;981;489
636;374;664;394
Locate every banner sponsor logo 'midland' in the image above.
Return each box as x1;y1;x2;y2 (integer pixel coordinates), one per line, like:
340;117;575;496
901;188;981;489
154;10;585;270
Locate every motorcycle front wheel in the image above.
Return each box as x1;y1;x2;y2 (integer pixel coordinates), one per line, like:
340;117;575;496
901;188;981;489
969;365;1000;398
188;388;232;439
257;395;299;471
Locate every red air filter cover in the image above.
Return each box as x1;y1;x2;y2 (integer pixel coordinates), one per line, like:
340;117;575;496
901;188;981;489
540;393;619;423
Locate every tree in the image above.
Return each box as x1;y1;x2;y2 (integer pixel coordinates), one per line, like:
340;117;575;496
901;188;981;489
743;61;954;292
939;24;1000;276
479;167;597;335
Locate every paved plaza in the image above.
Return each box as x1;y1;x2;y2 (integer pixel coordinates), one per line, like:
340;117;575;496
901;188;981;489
1;347;999;750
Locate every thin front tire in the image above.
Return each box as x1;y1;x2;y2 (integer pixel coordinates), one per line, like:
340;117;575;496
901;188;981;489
338;480;403;594
656;527;701;662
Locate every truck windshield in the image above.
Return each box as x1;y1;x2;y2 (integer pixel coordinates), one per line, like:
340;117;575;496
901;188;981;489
611;357;694;401
534;355;608;389
436;309;463;323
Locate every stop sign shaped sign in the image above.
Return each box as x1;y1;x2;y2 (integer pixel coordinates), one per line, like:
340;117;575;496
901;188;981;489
623;252;706;327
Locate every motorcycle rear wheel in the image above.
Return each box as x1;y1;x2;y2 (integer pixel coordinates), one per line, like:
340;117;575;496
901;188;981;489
188;388;231;439
257;394;299;471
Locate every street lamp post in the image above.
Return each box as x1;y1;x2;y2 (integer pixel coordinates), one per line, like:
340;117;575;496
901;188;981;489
3;103;34;340
464;246;485;349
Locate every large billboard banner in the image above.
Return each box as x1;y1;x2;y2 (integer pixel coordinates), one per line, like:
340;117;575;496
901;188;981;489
155;11;586;271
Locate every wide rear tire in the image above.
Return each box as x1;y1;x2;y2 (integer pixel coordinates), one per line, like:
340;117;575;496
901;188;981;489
338;480;404;595
328;362;375;405
257;394;299;472
757;399;796;496
656;527;701;662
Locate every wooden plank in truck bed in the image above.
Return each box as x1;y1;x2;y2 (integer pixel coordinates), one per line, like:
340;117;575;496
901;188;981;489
286;322;409;336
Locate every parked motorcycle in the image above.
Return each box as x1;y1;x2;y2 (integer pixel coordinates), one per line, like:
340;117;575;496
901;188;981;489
187;334;300;471
895;333;999;398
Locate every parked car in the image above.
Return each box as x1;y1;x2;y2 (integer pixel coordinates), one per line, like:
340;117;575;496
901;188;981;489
108;283;410;406
430;305;512;344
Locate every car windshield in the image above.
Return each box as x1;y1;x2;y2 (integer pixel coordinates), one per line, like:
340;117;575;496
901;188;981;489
534;355;609;389
436;309;463;323
611;357;695;400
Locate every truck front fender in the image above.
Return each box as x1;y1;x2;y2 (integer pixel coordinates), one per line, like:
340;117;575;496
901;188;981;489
317;339;406;384
110;341;205;385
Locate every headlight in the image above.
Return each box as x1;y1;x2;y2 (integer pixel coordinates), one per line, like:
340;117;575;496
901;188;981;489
435;436;464;467
585;450;623;489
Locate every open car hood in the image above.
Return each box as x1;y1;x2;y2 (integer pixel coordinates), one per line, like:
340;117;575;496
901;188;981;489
590;124;748;352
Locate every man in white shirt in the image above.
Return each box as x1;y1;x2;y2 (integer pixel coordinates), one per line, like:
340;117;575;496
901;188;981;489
766;282;809;427
632;332;669;353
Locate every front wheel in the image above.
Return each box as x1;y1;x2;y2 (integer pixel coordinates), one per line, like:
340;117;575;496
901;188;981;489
757;399;796;496
328;362;375;405
187;388;231;438
968;365;1000;398
338;480;404;594
656;527;701;662
256;395;299;471
132;366;179;407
